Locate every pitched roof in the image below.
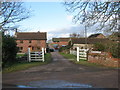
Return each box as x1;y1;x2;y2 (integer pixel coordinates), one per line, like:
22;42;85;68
88;33;104;38
52;38;70;42
71;38;110;44
16;32;47;40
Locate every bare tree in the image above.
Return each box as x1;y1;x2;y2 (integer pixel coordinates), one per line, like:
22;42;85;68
70;33;83;38
0;1;30;32
64;0;120;32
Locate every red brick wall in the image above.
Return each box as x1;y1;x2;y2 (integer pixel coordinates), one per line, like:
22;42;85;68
88;52;120;67
59;41;69;46
52;41;69;47
16;40;46;53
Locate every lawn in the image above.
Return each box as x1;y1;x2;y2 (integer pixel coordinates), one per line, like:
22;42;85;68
60;52;103;67
16;53;26;58
3;53;52;73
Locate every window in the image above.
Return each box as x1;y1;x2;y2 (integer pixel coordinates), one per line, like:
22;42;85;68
19;47;23;50
29;40;32;43
20;40;23;43
28;45;31;47
18;47;23;53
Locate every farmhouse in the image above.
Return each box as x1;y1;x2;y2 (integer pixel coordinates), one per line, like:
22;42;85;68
15;31;47;53
69;38;109;49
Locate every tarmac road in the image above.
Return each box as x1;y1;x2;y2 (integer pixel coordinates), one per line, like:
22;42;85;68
2;52;119;88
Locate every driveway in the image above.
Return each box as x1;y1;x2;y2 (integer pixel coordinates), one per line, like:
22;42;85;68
2;52;119;88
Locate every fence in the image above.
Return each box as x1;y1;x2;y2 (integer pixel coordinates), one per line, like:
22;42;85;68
77;47;89;61
28;48;45;62
70;49;77;56
70;47;89;62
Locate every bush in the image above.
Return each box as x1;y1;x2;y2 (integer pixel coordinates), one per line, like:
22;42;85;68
93;43;105;51
59;42;73;53
2;35;18;67
110;42;120;58
93;42;120;58
59;47;66;52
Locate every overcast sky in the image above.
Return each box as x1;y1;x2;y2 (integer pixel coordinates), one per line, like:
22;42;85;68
16;2;102;40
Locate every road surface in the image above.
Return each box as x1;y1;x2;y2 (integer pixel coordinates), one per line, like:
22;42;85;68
2;52;119;88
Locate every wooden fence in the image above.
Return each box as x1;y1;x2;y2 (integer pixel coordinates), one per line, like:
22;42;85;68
70;47;89;62
77;47;89;61
70;49;77;55
28;48;45;62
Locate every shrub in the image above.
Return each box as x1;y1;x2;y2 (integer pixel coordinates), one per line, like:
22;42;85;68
93;42;120;58
59;46;66;52
110;42;120;58
93;43;105;51
2;35;18;67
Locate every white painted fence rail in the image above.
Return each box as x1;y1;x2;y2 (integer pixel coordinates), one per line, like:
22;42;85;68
77;47;89;62
28;48;45;62
70;47;89;62
90;51;101;54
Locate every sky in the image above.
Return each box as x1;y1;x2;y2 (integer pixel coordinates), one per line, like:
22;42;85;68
16;2;100;40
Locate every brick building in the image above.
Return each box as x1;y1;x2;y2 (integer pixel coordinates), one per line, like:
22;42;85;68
52;38;70;49
15;32;47;53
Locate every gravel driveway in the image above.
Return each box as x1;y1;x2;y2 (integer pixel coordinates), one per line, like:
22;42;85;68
2;52;119;88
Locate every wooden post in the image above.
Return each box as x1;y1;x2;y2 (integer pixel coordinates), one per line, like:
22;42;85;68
77;47;80;62
70;48;71;54
28;48;31;62
42;48;44;62
86;49;89;61
45;48;46;54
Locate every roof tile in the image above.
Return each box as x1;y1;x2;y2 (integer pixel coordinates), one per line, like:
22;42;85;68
16;32;47;40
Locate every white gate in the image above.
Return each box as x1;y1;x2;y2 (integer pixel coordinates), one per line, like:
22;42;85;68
70;49;77;55
28;48;45;62
77;47;89;62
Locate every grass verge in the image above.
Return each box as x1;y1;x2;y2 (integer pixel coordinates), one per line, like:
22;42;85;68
3;53;52;73
60;52;104;67
16;53;26;58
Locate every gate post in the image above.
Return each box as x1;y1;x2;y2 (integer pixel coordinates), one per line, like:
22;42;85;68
42;48;45;62
28;48;31;62
70;48;71;54
77;47;80;62
45;48;46;54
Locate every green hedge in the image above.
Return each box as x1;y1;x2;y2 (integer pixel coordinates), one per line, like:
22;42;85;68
2;35;18;67
93;42;120;58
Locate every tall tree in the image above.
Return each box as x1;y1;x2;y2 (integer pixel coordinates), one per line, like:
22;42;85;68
0;1;30;32
64;0;120;32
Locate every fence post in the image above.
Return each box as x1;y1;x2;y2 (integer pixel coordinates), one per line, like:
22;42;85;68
28;48;31;62
77;47;80;62
70;48;71;54
42;48;45;62
45;48;46;54
86;49;89;61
